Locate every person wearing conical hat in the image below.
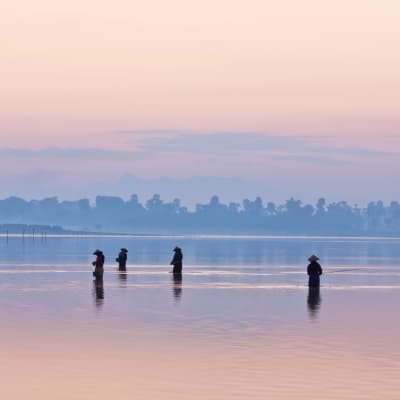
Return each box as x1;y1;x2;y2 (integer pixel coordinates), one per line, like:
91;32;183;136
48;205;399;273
116;248;128;271
307;254;323;287
92;249;105;281
170;247;183;274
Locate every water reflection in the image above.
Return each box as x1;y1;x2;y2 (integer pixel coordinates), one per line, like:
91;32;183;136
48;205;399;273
117;269;128;287
93;280;104;308
307;287;321;320
172;273;183;302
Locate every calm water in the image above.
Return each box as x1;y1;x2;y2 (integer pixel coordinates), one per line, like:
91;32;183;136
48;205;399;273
1;235;400;399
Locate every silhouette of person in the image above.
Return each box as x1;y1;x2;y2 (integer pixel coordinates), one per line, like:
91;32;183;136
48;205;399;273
116;248;128;271
307;286;321;319
93;279;104;308
170;247;183;274
92;249;105;281
307;254;323;287
172;272;182;301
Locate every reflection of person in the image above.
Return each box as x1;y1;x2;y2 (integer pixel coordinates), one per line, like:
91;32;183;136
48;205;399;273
172;272;182;301
170;247;183;274
307;286;321;319
307;254;323;287
118;270;128;286
116;248;128;271
92;249;105;281
93;280;104;308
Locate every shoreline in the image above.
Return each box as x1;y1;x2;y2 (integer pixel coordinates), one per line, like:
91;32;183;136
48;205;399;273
1;233;400;240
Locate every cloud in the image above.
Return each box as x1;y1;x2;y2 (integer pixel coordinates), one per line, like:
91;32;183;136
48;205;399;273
120;131;398;161
1;132;396;166
0;147;146;161
136;132;310;154
0;131;398;188
271;153;351;166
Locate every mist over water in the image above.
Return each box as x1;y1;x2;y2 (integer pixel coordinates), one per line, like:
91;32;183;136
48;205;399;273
1;235;400;399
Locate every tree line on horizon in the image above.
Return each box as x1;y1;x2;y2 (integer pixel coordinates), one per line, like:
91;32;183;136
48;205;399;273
0;194;399;235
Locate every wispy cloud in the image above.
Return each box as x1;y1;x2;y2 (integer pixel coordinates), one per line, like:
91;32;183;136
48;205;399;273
136;132;310;154
0;131;398;204
0;132;397;171
122;131;397;160
0;147;146;161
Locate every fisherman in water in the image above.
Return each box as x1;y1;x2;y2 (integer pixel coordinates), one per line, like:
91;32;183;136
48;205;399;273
116;248;128;271
92;249;105;281
170;247;183;274
307;254;323;287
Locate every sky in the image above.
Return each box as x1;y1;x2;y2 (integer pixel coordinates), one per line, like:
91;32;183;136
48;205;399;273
1;0;399;206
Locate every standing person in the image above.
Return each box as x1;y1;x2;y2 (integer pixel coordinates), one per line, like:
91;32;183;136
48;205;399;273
170;247;183;274
307;254;323;287
116;248;128;271
92;249;105;281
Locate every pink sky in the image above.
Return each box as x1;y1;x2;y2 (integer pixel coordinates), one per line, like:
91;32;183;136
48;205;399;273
0;0;399;203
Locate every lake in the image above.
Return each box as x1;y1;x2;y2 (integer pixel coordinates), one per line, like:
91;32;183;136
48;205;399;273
0;235;399;399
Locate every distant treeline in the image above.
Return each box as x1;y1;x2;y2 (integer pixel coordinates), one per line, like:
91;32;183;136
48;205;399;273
0;195;399;235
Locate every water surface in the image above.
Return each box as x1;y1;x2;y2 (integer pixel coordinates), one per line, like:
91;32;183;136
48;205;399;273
0;235;399;399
